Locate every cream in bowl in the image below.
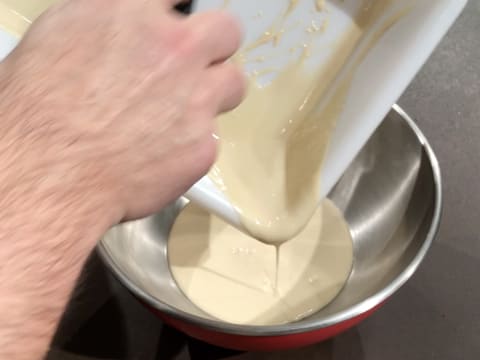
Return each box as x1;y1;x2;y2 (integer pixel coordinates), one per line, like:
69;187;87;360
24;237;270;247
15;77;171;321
168;200;353;325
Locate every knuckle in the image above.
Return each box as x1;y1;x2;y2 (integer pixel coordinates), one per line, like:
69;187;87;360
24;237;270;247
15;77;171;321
204;11;243;51
227;64;247;99
178;116;217;176
190;87;216;113
193;131;218;174
214;12;243;48
215;64;247;111
168;25;201;58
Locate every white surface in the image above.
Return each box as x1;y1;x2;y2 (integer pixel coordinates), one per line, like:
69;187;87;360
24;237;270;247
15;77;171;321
0;26;16;60
186;0;467;232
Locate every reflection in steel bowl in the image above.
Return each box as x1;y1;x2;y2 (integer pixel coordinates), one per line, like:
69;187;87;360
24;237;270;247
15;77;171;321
98;105;441;351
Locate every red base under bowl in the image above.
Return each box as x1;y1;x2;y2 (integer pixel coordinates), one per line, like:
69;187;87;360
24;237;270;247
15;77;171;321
147;303;383;351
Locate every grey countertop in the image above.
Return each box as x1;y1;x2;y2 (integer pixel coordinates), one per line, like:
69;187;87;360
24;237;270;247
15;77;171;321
49;1;480;359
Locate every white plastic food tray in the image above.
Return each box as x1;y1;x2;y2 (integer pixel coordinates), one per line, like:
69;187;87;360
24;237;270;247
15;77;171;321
186;0;466;230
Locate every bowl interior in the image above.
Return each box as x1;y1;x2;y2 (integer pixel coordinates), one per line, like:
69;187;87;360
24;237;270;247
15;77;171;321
99;106;439;335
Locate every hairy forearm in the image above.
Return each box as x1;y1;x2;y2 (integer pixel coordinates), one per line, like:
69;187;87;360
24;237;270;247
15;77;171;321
0;136;118;359
0;0;243;357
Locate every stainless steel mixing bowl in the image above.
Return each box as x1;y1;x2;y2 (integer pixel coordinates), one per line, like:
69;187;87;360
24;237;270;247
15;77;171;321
98;105;441;351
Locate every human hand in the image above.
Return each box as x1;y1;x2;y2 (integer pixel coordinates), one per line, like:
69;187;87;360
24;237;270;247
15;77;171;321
0;1;245;358
0;0;245;222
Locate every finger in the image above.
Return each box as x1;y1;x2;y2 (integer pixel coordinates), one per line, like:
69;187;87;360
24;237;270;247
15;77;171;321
204;61;247;114
185;11;243;65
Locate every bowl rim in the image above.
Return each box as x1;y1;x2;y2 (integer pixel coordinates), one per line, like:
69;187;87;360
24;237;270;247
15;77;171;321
98;104;442;336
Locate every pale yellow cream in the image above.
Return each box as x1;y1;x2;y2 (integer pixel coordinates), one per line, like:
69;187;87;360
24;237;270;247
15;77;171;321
209;0;399;244
168;199;353;325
